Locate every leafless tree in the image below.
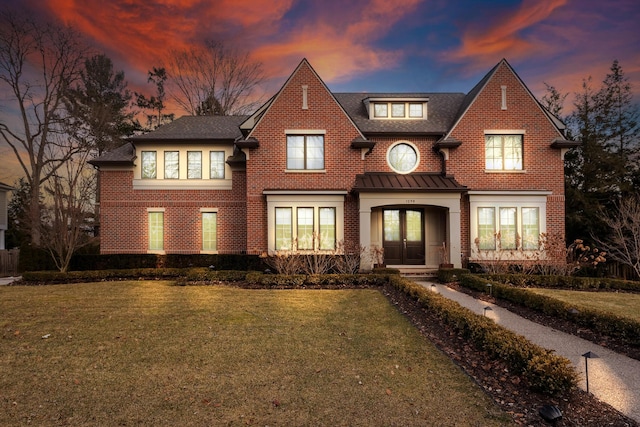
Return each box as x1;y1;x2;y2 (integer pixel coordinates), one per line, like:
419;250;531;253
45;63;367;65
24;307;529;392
593;194;640;278
41;147;96;272
165;40;264;116
0;10;87;245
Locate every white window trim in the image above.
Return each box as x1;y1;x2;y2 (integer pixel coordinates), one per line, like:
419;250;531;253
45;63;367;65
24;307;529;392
365;98;428;120
468;192;548;260
266;194;344;254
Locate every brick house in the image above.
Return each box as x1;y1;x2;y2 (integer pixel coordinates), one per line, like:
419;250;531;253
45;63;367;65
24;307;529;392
90;58;577;271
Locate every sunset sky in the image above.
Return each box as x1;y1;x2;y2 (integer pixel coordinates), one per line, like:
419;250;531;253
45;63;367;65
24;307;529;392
1;0;639;183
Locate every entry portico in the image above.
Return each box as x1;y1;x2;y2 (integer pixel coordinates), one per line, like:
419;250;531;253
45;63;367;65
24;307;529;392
354;172;466;270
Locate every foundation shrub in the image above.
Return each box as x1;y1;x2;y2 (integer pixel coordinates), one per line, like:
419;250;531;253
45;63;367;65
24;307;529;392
437;268;470;283
389;276;578;395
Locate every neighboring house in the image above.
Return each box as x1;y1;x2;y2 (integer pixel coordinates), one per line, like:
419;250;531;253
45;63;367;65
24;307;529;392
0;181;12;250
90;58;577;270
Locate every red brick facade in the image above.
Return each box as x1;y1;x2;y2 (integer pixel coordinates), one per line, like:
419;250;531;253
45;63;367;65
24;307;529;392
94;59;573;267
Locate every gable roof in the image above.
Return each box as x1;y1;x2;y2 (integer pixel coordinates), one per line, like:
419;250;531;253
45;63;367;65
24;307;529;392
442;59;568;141
88;142;136;166
241;59;365;141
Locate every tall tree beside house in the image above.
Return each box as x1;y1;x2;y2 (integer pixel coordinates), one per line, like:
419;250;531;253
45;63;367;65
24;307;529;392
64;54;138;156
5;178;36;249
0;10;87;246
561;60;640;243
165;40;264;116
135;67;175;131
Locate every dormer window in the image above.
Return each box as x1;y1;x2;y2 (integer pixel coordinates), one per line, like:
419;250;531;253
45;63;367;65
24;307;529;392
366;98;428;120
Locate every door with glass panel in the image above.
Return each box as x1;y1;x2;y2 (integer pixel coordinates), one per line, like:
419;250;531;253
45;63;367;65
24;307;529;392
383;209;424;265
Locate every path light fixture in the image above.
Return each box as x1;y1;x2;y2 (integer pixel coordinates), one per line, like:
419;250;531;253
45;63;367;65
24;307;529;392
539;404;563;424
431;284;437;293
582;351;599;394
486;283;493;296
483;306;493;316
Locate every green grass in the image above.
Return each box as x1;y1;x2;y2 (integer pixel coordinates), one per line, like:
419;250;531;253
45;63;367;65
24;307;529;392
0;282;510;426
528;288;640;321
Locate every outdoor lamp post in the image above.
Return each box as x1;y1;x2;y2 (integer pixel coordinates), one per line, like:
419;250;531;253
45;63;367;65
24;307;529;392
483;306;493;317
486;283;493;296
582;351;599;394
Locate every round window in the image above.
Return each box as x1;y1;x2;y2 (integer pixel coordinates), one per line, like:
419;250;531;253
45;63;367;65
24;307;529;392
388;142;419;173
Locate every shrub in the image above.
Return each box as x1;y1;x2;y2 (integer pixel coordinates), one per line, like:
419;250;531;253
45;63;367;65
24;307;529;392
437;268;470;283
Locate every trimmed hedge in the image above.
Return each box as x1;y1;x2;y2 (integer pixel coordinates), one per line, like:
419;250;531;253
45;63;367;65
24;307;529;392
245;272;389;288
460;275;640;347
437;268;470;283
389;276;578;395
479;273;640;292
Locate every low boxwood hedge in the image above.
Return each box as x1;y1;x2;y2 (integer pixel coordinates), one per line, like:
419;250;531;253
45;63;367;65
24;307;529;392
389;276;578;395
479;273;640;292
460;275;640;347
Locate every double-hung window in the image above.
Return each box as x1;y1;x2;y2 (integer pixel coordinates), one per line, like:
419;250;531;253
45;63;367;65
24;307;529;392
318;207;336;250
476;206;540;251
275;208;293;251
485;134;523;170
287;135;324;170
141;151;157;179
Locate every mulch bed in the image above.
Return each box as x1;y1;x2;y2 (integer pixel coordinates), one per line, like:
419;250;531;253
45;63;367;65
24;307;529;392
382;282;639;427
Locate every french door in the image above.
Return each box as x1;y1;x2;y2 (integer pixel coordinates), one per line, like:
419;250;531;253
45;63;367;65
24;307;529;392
382;209;424;265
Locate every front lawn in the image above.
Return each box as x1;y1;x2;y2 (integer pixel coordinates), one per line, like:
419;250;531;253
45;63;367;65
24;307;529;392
0;282;509;426
527;288;640;321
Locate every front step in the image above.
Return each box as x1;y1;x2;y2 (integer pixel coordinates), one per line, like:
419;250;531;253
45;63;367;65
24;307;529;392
391;266;439;280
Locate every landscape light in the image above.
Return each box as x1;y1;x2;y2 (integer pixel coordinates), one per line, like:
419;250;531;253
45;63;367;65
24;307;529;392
431;283;437;292
582;351;599;394
483;306;493;316
486;283;493;296
539;404;563;424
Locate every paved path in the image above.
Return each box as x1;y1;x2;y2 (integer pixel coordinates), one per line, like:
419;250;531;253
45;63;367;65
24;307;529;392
0;276;19;285
416;281;640;423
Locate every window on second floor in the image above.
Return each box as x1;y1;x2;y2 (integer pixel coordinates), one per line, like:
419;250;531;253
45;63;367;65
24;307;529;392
164;151;179;179
210;151;225;179
141;151;157;179
287;135;324;170
485;134;523;170
187;151;202;179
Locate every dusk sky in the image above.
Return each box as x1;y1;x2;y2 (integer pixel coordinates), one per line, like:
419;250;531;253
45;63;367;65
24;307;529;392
1;0;639;183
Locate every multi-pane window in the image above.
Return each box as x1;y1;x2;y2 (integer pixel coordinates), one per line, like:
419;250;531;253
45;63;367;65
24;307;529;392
286;135;324;170
318;207;336;250
297;207;314;250
388;143;418;173
499;207;517;249
141;151;157;179
485;135;523;170
477;207;541;251
148;211;164;251
391;103;405;117
409;103;423;118
164;151;179;179
477;207;496;250
522;208;540;250
210;151;225;179
275;208;292;250
374;103;388;118
202;212;217;252
187;151;202;179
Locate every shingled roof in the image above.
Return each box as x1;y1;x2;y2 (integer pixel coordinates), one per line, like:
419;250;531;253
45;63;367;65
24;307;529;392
88;142;136;166
353;172;466;193
334;93;466;135
129;115;247;142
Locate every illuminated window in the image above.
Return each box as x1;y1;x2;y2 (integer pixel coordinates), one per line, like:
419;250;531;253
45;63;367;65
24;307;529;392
287;135;324;170
388;142;418;173
187;151;202;179
477;207;496;250
164;151;179;179
275;207;292;250
297;207;314;250
374;103;388;118
409;103;423;118
485;135;523;170
202;212;217;251
391;103;405;117
148;211;164;251
499;207;517;249
319;207;336;250
522;208;540;250
210;151;225;179
141;151;157;179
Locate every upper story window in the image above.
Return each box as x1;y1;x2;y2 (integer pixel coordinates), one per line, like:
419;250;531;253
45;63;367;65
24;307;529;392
164;151;179;179
367;98;428;120
210;151;225;179
286;134;324;170
387;142;419;174
141;151;157;179
485;134;523;171
187;151;202;179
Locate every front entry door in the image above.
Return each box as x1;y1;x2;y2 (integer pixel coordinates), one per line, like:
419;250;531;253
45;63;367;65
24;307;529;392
383;209;424;265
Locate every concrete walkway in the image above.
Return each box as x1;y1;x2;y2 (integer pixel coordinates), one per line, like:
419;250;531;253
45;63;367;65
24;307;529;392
0;276;20;285
416;281;640;423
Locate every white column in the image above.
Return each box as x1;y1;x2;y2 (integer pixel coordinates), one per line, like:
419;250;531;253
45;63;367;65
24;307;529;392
448;209;461;268
359;207;372;271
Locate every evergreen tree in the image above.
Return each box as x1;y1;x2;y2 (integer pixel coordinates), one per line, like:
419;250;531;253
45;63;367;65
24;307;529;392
65;54;137;155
